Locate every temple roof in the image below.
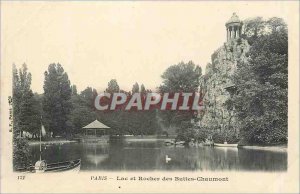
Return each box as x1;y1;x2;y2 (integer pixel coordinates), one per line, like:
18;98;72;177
82;120;110;129
226;13;241;25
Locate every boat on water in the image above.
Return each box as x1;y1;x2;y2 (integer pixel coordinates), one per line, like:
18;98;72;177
175;141;185;146
214;142;238;147
34;159;81;173
17;159;81;173
164;140;185;146
164;140;175;146
19;118;82;173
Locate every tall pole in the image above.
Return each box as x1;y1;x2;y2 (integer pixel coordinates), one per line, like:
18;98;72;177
40;116;42;161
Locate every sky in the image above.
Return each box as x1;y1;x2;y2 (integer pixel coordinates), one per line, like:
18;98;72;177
2;1;292;94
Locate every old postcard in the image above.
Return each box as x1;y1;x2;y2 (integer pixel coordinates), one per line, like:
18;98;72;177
0;1;299;193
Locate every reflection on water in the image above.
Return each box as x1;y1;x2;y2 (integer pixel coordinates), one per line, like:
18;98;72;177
30;141;287;171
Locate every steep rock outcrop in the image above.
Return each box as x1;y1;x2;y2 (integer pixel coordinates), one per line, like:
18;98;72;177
199;38;250;137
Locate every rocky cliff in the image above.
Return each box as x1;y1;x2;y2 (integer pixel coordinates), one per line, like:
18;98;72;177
198;38;250;139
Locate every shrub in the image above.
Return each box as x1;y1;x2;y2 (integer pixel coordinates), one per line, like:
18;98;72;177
176;127;195;143
13;137;31;170
212;131;239;143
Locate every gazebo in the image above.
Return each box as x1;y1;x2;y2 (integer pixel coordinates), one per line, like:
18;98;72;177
82;120;110;137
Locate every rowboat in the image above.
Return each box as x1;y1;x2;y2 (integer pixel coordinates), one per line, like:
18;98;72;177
164;140;175;146
214;143;238;147
41;159;81;173
164;140;185;146
175;141;185;146
17;159;81;173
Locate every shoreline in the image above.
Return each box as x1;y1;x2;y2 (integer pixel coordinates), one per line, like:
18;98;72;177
27;137;288;153
239;145;287;152
28;140;77;145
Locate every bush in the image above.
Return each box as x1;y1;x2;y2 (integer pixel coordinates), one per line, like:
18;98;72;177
13;137;31;170
176;127;195;143
194;127;210;142
212;131;239;144
237;38;242;45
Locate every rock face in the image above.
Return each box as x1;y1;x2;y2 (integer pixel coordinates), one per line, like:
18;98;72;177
198;38;250;137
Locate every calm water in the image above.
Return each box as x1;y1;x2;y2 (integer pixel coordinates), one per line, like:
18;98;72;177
29;141;287;171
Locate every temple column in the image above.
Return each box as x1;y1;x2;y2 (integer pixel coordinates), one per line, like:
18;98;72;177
233;28;235;38
226;27;228;41
227;28;230;41
236;27;238;38
239;26;242;37
234;26;237;38
226;28;228;41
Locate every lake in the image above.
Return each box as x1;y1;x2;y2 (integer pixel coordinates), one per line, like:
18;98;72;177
29;140;287;171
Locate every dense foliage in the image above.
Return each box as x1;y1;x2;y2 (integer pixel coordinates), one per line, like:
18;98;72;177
12;64;36;169
13;137;31;170
13;64;41;137
158;61;202;139
43;64;72;137
97;80;160;135
68;89;98;137
233;17;288;144
159;61;202;93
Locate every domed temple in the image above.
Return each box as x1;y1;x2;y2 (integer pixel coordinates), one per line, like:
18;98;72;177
226;13;243;42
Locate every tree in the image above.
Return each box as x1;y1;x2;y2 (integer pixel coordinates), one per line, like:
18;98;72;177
26;93;42;138
267;17;287;34
96;80;161;136
13;64;41;137
12;64;38;170
71;85;78;96
132;82;139;93
12;64;21;135
233;17;288;144
159;61;202;93
106;79;120;93
140;84;146;94
43;63;72;137
158;61;202;129
80;87;98;108
242;17;266;39
69;94;97;134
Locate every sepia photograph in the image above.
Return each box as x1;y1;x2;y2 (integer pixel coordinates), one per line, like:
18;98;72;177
0;1;299;193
